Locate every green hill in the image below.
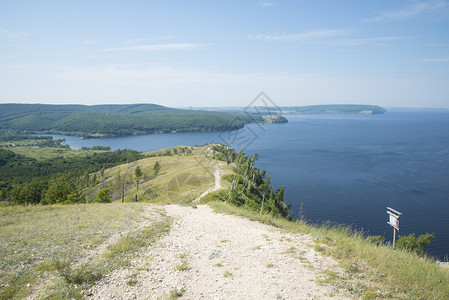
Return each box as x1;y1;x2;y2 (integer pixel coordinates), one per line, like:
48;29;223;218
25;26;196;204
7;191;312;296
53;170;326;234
0;103;258;137
281;104;387;114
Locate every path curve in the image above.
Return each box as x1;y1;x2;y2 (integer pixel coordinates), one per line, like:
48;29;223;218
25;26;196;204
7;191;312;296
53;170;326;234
193;163;223;203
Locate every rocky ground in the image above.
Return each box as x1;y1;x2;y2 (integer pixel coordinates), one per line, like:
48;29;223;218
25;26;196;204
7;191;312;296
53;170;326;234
88;204;348;299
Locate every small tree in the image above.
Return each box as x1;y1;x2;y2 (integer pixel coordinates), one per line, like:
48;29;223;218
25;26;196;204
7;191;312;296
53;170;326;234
95;188;111;203
42;176;81;204
153;161;161;177
135;165;143;190
396;233;434;256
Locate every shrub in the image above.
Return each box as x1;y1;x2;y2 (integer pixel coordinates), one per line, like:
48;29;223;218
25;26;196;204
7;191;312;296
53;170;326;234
396;233;434;256
95;188;112;203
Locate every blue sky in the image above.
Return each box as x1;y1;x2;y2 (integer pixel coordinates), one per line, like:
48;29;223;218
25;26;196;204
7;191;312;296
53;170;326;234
1;0;449;108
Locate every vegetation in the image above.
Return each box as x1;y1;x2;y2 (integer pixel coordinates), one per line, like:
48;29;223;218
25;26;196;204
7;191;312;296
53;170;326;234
396;233;435;256
205;200;449;299
0;146;145;205
1;139;447;299
207;144;290;218
0;103;260;138
0;203;170;299
280;104;387;114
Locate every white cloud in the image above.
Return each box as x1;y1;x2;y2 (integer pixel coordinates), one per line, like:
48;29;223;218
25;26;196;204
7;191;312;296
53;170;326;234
321;36;405;47
259;2;277;7
102;43;201;52
0;28;28;38
124;36;176;44
253;29;402;47
255;29;352;41
367;0;449;22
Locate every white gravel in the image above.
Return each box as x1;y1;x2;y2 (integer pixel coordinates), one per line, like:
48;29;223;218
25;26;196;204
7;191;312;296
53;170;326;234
88;204;348;299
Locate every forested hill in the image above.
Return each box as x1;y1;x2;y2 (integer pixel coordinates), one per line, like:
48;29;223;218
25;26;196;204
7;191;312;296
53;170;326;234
0;103;258;137
281;104;386;114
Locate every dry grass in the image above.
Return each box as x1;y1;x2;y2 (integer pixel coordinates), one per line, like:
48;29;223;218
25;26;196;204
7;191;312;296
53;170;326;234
206;198;449;299
86;145;225;204
0;202;168;299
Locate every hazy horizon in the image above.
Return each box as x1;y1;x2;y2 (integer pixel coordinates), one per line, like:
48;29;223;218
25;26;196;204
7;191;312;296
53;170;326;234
1;1;449;109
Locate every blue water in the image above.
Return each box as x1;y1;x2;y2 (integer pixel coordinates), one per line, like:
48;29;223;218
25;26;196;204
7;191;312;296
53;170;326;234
52;111;449;260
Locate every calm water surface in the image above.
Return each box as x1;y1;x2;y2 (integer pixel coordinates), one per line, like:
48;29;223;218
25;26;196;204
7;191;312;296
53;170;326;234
54;111;449;259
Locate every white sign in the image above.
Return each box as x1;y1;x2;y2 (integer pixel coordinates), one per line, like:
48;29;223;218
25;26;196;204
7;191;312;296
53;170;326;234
389;214;399;230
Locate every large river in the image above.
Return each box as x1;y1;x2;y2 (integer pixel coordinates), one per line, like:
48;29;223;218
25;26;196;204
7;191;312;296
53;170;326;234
51;111;449;260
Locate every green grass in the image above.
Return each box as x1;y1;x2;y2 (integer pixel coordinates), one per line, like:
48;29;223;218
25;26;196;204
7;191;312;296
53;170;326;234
205;199;449;299
0;203;170;299
86;145;229;204
168;287;186;299
0;139;107;160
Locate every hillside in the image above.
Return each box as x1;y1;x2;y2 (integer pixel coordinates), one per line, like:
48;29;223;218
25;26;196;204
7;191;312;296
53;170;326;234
281;104;387;115
0;103;259;138
209;104;386;115
1;144;448;299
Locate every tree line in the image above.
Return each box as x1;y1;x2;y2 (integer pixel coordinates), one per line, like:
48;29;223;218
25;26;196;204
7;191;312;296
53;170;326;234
0;148;145;205
212;144;291;218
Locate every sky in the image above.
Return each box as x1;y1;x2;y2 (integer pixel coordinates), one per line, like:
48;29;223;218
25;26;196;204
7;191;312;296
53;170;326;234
1;0;449;108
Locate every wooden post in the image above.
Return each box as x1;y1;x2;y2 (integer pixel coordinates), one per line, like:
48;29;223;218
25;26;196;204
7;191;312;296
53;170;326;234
393;227;397;250
122;180;125;203
387;207;402;250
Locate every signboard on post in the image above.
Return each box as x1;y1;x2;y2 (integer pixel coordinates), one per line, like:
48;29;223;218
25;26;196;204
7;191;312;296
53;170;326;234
387;207;402;249
388;212;399;230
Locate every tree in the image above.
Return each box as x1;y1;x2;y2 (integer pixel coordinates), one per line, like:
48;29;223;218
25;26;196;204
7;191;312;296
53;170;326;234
42;176;81;204
153;161;161;177
396;233;434;256
135;165;143;190
95;188;111;203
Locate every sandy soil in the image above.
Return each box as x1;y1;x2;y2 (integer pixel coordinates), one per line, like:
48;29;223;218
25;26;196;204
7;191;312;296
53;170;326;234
88;204;348;299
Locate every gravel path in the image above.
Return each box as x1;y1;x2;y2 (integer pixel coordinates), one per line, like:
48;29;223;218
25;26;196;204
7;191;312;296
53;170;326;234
89;204;348;299
193;164;222;203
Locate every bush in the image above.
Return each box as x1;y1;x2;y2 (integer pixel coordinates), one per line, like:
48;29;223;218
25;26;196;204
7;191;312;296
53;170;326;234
396;233;434;256
95;188;112;203
42;176;82;204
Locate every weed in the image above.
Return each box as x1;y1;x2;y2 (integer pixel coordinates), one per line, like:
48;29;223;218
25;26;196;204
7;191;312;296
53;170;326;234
174;261;189;271
223;270;233;278
126;274;138;286
169;287;185;299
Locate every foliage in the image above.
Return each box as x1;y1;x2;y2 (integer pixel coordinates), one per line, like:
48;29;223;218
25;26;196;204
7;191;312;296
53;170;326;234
0;147;145;204
0;103;256;137
42;176;81;204
95;188;112;203
280;104;387;114
153;161;161;176
211;144;290;218
135;165;143;179
81;145;111;151
396;233;435;256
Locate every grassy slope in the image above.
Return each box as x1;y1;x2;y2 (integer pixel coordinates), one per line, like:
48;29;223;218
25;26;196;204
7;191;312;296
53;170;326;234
85;145;231;204
200;197;449;299
1;145;448;299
